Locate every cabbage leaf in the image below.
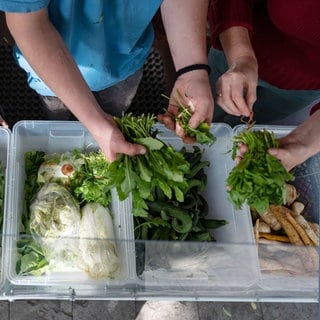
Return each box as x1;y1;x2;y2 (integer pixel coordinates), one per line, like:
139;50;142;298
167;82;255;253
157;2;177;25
79;203;120;279
29;182;81;263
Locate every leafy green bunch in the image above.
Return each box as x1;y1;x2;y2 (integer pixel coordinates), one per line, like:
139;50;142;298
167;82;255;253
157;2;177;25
70;150;111;207
163;91;216;146
108;113;191;217
226;130;294;213
134;146;228;241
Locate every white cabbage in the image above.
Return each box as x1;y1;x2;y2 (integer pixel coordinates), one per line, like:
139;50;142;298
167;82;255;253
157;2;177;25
29;182;81;263
79;203;120;279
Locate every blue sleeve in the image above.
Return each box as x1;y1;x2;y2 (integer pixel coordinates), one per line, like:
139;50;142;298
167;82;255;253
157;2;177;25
0;0;50;12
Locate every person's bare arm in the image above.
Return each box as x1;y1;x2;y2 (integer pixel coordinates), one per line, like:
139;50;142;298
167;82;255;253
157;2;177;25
158;0;214;141
6;10;102;124
5;9;145;161
216;26;258;118
160;0;208;71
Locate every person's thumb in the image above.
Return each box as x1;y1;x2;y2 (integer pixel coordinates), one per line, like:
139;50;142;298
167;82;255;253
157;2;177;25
104;142;146;163
268;148;287;165
268;148;279;157
268;148;286;163
122;142;147;157
113;141;146;158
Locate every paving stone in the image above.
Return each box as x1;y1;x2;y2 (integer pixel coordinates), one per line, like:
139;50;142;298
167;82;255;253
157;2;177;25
197;302;264;320
135;301;199;320
260;302;318;320
9;300;72;320
73;300;136;320
0;301;9;320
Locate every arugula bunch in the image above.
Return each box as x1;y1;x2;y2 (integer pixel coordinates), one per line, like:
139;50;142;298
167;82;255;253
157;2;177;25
107;113;191;217
227;130;294;214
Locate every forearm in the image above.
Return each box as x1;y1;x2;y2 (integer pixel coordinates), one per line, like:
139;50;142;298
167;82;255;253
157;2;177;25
219;26;257;69
5;10;105;130
208;0;254;50
160;0;209;70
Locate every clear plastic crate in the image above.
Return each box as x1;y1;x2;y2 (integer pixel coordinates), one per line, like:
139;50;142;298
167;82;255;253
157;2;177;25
5;121;133;287
1;121;318;301
125;123;259;289
3;121;259;295
233;125;319;294
0;127;10;292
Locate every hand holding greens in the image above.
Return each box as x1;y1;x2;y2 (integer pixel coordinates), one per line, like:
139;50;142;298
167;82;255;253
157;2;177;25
162;91;216;145
227;130;294;214
109;113;191;217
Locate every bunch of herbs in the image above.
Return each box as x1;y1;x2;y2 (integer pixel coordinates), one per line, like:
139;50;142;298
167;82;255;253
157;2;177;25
227;129;294;214
108;113;191;217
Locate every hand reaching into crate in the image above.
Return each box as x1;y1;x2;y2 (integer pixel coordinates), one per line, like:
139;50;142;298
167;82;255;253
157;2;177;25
234;109;320;172
268;109;320;171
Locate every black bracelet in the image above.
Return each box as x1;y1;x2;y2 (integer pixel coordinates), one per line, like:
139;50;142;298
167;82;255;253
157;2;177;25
175;64;211;81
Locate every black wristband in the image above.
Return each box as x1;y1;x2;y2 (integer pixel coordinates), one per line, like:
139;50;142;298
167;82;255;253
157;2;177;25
175;64;211;81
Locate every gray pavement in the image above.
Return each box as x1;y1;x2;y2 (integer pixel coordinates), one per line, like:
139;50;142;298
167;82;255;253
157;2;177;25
0;300;318;320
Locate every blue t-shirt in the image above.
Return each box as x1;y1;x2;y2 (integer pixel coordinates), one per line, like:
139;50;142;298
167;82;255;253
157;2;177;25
0;0;162;96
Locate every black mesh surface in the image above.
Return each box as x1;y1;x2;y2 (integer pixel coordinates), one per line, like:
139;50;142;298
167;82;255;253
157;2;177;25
0;44;167;128
0;45;45;127
129;48;167;115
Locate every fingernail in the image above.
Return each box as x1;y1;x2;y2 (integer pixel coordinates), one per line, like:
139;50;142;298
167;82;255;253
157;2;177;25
268;149;277;156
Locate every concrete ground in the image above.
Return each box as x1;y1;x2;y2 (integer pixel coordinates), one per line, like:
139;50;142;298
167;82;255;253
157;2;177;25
0;300;318;320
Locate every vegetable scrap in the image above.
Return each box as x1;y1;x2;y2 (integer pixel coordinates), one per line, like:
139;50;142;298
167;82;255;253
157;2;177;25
162;91;216;145
222;307;232;318
226;129;294;214
250;302;257;311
